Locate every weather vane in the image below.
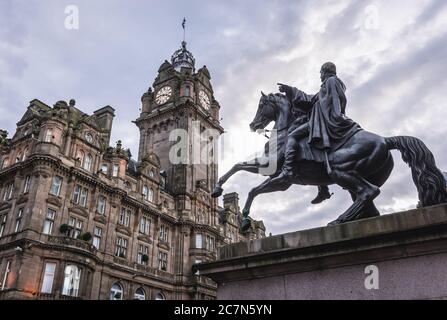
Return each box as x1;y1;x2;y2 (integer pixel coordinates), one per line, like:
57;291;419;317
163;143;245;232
182;17;186;42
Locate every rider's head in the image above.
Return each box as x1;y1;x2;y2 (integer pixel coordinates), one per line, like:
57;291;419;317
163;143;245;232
320;62;337;82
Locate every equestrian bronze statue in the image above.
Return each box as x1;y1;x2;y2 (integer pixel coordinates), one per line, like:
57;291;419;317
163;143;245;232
212;62;447;231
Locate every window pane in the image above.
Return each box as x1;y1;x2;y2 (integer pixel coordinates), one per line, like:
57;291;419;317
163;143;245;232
43;220;53;235
196;234;203;248
41;263;56;294
93;237;100;249
112;164;119;177
110;283;123;300
134;288;145;300
47;209;55;219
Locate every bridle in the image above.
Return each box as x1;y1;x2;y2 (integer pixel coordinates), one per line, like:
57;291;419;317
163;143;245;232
259;95;292;139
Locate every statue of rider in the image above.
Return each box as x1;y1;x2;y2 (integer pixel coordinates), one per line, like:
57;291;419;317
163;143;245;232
272;62;362;202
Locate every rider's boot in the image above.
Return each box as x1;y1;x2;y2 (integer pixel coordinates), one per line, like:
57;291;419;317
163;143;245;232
311;185;333;204
269;146;296;184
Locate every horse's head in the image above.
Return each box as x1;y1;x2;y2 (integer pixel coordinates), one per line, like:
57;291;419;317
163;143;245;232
249;92;280;132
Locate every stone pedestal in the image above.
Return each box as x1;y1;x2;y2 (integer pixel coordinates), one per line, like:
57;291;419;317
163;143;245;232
195;204;447;300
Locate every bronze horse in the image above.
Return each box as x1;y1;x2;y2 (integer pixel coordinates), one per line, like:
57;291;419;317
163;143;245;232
212;92;447;231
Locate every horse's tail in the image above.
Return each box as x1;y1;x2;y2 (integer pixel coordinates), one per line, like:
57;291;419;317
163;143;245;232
385;136;447;206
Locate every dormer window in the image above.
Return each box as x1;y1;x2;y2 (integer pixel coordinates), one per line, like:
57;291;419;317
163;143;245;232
101;164;108;174
85;133;93;143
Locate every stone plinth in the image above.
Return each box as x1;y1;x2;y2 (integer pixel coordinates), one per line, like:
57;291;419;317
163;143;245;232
195;204;447;300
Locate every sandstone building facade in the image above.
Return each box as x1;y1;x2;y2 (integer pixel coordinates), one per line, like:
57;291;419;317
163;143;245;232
0;41;265;300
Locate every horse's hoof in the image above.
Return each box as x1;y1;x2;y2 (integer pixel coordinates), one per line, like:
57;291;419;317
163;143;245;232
241;218;251;232
211;186;223;198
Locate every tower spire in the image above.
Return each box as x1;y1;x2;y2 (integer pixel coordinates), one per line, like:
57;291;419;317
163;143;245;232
171;17;195;71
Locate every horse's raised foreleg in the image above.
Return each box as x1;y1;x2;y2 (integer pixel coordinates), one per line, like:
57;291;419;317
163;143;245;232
211;159;262;198
241;177;292;231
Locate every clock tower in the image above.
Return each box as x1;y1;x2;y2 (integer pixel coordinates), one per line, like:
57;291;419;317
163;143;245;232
135;40;224;221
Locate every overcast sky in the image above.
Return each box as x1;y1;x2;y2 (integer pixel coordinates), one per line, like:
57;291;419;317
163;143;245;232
1;0;447;235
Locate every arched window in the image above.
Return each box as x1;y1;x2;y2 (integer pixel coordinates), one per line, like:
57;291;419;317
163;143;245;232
16;151;23;163
110;282;123;300
155;292;165;300
184;86;191;97
77;150;84;166
83;154;93;171
1;158;9;169
22;148;28;161
149;169;155;178
62;265;81;297
142;185;149;200
134;288;146;300
148;188;154;203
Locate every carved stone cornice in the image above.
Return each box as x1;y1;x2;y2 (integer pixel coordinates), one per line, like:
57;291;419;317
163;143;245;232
93;214;108;225
46;195;63;207
137;234;152;244
116;225;132;237
68;205;89;218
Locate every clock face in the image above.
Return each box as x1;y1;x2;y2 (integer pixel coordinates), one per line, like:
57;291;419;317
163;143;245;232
199;90;210;111
155;86;172;105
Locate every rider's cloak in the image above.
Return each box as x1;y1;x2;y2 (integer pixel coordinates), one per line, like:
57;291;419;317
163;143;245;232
309;76;361;151
289;76;362;152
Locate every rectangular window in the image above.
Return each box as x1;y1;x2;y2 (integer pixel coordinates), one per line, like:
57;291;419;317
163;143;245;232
43;209;56;235
93;227;102;249
195;259;202;275
97;196;106;215
0;214;6;237
50;176;62;196
139;217;151;235
137;244;149;265
157;251;168;271
14;208;23;233
79;188;88;207
23;176;31;193
159;225;169;243
62;265;81;297
44;128;53;143
41;262;56;294
118;208;130;227
2;185;7;201
112;164;119;177
8;183;14;200
68;217;82;239
195;233;203;249
115;236;128;258
72;185;81;203
101;164;108;174
1;261;11;290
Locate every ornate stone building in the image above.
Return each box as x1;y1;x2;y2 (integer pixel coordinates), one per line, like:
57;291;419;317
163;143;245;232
0;41;265;300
